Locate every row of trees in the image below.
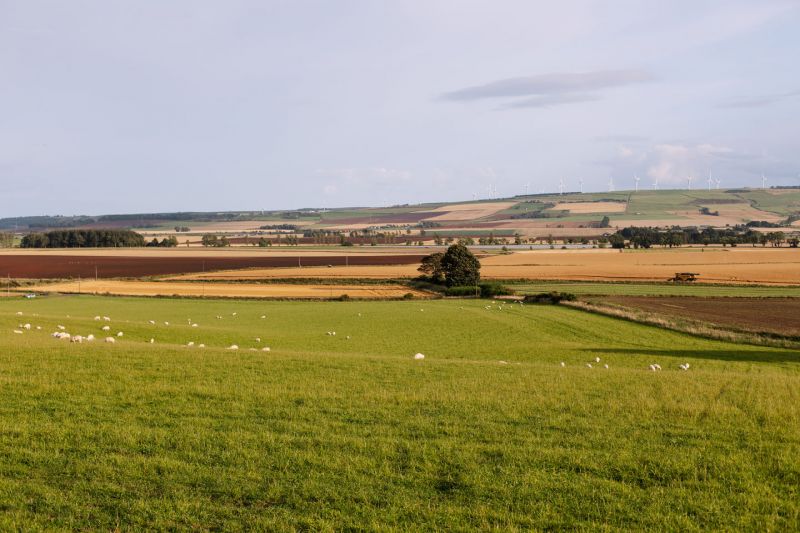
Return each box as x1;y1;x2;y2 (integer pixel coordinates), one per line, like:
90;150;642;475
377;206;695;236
0;232;13;248
200;234;231;247
610;226;799;249
146;236;179;247
20;230;146;248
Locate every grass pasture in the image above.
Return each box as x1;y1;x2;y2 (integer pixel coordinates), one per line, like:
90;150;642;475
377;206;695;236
509;280;800;297
0;296;799;530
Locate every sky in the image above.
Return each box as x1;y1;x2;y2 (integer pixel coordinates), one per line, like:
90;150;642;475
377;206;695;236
1;0;799;216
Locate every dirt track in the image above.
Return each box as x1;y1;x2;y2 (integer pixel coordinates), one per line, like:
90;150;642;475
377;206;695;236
29;280;428;299
598;296;800;337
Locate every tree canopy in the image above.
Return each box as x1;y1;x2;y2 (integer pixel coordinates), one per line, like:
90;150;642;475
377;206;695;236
440;243;481;287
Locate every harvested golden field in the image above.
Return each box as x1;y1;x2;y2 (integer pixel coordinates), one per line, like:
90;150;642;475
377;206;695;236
422;202;516;221
477;248;800;284
27;280;428;299
552;201;627;213
175;248;800;285
172;265;420;280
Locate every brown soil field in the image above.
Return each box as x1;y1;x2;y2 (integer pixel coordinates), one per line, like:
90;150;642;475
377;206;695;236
422;202;517;221
597;296;800;337
27;280;428;299
172;248;800;285
552;201;627;213
323;212;439;225
0;253;425;279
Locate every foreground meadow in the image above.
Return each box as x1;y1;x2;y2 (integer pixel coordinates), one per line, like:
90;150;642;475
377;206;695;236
0;296;799;530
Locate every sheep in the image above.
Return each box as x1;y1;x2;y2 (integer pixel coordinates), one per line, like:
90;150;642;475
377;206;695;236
35;326;42;330
59;333;71;340
560;362;566;367
586;363;593;368
105;337;116;343
191;323;198;328
187;341;195;347
260;315;266;319
13;330;23;334
57;325;66;331
94;316;101;321
198;344;205;348
164;321;170;326
16;311;23;316
101;325;110;331
102;316;111;322
679;363;690;371
262;347;270;352
346;336;351;340
255;337;261;342
499;360;508;365
148;320;155;325
414;353;425;360
594;357;601;363
249;348;257;352
149;338;154;344
86;334;95;341
71;336;83;343
232;312;237;316
116;332;123;337
23;323;31;330
227;344;239;350
604;364;609;369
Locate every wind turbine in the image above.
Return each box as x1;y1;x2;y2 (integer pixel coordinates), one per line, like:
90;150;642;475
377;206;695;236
707;170;713;191
608;177;615;192
686;175;693;190
652;177;659;190
524;182;530;196
761;173;768;189
578;178;584;194
715;178;721;190
634;175;640;192
559;178;565;195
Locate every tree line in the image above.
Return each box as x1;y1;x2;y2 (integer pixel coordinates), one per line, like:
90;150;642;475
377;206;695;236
20;230;146;248
609;226;798;249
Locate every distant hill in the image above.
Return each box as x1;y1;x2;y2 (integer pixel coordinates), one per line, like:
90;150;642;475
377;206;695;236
2;189;799;240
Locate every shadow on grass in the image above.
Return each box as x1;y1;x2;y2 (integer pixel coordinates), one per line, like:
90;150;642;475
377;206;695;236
586;348;800;364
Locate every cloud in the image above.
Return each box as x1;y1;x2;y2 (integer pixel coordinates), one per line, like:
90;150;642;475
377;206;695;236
440;69;656;110
499;92;599;109
718;89;800;109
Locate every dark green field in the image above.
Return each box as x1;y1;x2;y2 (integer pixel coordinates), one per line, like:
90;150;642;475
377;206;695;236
1;296;799;530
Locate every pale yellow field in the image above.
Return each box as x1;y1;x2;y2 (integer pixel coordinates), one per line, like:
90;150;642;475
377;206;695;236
552;201;627;213
0;248;427;258
173;248;800;285
422;202;516;221
28;280;428;299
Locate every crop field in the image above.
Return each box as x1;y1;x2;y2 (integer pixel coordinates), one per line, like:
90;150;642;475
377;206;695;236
508;280;800;297
0;295;799;529
170;248;800;286
25;280;426;299
0;252;426;279
596;296;800;337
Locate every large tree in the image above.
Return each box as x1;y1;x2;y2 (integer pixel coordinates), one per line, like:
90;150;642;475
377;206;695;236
440;243;480;287
417;252;445;283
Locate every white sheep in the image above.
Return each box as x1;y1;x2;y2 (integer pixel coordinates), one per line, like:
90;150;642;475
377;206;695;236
164;321;169;326
105;337;116;343
603;364;609;369
23;323;31;330
594;357;601;363
414;353;425;360
94;316;101;321
560;362;566;367
227;344;239;350
57;325;66;331
116;332;123;337
86;335;95;341
198;344;205;348
586;363;593;368
71;336;83;343
101;325;110;331
255;337;261;342
16;311;23;316
13;330;23;334
191;323;198;328
262;347;270;352
187;341;195;347
102;316;111;322
148;320;155;325
260;315;266;319
149;338;154;344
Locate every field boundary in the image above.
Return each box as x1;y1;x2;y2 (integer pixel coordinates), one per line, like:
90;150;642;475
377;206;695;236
563;300;800;350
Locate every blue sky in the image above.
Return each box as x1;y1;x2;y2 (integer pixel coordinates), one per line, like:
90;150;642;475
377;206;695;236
1;0;799;216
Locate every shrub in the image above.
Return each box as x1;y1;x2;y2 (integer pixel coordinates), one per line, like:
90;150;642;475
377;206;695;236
523;292;577;304
478;282;512;298
337;294;351;301
402;292;415;300
445;286;478;297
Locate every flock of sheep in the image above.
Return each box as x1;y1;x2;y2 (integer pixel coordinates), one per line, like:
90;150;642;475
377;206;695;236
10;306;693;370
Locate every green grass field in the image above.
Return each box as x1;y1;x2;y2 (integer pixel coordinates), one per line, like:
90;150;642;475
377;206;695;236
1;295;799;530
508;280;800;297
